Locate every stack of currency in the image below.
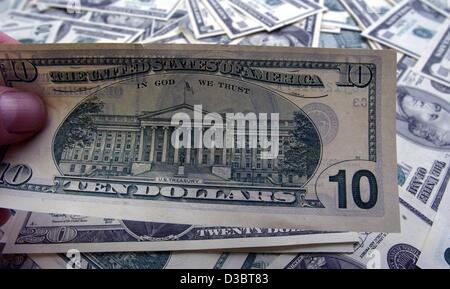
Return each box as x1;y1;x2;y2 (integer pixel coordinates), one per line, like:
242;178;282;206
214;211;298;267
0;0;449;269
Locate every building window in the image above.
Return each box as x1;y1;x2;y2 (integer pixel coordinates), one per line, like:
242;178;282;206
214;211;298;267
123;168;128;173
268;161;272;168
288;175;293;183
114;157;119;161
278;174;283;183
112;167;117;171
94;155;99;160
126;144;131;149
104;157;109;161
83;155;89;160
102;166;107;170
124;157;129;162
96;142;101;148
236;173;241;179
74;154;79;160
80;165;86;173
203;154;208;163
70;164;75;172
106;143;111;148
116;143;121;149
257;163;261;169
214;155;220;163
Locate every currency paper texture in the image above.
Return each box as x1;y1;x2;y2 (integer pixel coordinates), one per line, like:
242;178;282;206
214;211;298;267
0;44;398;232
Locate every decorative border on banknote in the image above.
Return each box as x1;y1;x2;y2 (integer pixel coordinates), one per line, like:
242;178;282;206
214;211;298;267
399;197;433;226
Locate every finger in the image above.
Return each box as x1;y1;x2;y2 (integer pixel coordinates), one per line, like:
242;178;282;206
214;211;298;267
0;32;20;44
0;86;47;145
0;208;11;226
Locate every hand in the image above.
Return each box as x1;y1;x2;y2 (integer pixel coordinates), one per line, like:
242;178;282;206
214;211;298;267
0;32;47;226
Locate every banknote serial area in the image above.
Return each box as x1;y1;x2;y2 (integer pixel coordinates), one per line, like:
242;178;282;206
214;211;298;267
0;0;448;273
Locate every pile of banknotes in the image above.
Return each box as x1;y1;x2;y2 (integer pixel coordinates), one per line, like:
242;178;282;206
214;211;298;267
0;0;449;269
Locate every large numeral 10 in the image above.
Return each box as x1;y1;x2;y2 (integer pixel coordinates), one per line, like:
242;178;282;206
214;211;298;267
329;170;378;209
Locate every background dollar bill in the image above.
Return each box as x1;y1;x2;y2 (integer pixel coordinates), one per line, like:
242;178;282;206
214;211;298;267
420;0;450;17
0;244;40;269
3;211;357;254
0;44;397;232
396;68;450;224
29;251;222;269
186;0;225;39
322;0;361;31
417;190;450;269
266;202;436;269
228;0;325;31
202;0;264;39
319;29;370;48
38;0;183;20
339;0;393;49
3;10;143;43
413;22;450;87
0;20;63;44
0;0;26;11
362;0;448;58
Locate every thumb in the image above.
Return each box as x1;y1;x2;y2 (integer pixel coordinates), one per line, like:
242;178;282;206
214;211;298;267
0;86;47;145
0;208;11;226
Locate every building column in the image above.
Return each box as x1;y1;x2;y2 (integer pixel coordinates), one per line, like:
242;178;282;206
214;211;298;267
240;141;246;169
222;148;227;165
162;126;168;163
138;126;145;161
198;147;203;165
186;147;191;164
252;148;257;168
149;126;156;163
209;147;215;166
222;130;227;165
197;129;203;165
174;136;179;164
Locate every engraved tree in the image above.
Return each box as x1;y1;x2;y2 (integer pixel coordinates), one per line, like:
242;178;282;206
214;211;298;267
54;97;104;163
279;111;321;183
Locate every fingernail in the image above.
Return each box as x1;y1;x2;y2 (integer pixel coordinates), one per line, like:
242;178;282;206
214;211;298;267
0;91;46;133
